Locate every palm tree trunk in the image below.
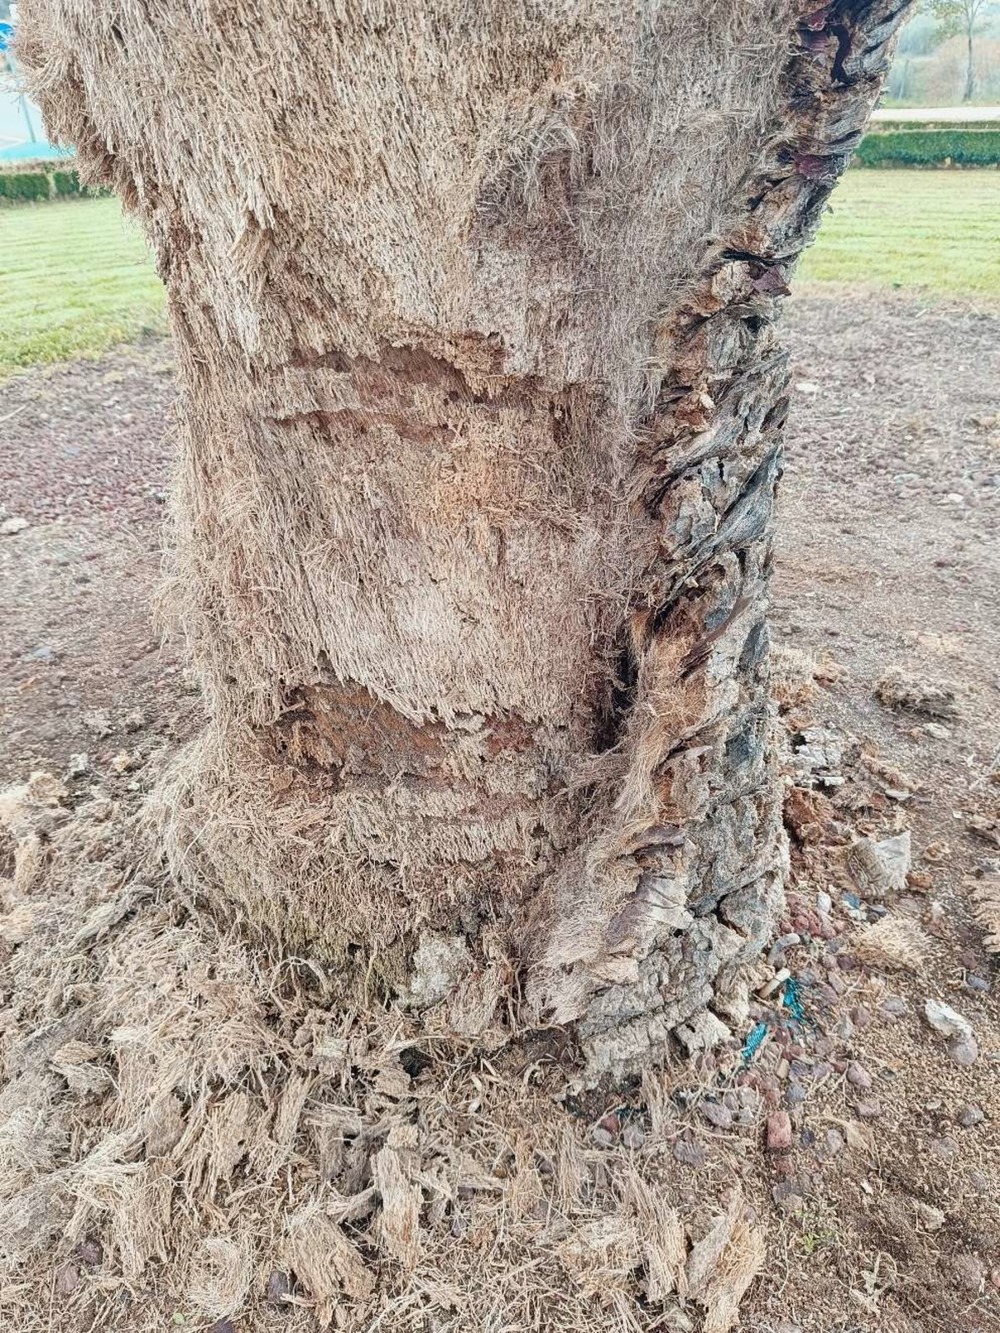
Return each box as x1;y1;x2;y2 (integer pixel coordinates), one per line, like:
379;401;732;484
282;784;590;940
21;0;907;1081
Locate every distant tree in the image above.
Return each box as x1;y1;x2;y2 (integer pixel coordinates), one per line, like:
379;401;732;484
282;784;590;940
899;8;948;55
928;0;990;99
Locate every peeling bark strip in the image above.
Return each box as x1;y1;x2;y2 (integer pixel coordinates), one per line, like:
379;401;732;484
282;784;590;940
21;1;909;1078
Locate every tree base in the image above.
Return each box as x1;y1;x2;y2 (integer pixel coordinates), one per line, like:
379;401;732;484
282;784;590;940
151;708;786;1084
0;775;769;1332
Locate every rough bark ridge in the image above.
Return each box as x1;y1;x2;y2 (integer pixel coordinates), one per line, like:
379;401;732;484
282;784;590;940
22;0;907;1079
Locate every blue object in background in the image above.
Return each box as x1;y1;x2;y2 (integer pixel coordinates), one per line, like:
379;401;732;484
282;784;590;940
0;139;70;161
1;18;61;153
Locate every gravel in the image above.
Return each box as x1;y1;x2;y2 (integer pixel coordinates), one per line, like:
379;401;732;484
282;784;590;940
766;1110;793;1153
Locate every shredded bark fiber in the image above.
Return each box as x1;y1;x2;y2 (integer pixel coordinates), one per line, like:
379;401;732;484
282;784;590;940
0;779;773;1331
5;0;909;1326
21;0;905;1082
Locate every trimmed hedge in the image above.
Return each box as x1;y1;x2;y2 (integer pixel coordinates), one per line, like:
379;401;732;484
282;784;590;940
0;160;91;204
0;170;51;202
52;168;82;196
857;127;1000;168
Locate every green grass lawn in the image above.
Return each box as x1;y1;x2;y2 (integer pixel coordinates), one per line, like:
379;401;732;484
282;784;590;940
0;195;165;376
0;170;997;377
798;168;1000;297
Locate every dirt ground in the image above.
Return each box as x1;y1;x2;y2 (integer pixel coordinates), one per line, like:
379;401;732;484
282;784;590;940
1;293;998;1332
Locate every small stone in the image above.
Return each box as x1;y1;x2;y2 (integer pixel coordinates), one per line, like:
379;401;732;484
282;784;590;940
843;1120;874;1152
591;1125;615;1148
55;1262;80;1296
767;1110;793;1153
826;970;846;998
124;708;147;732
882;788;911;804
824;1128;845;1157
964;974;990;994
662;1306;695;1333
967;815;1000;848
915;1201;945;1231
753;1074;781;1108
207;1324;236;1333
924;999;974;1041
785;1081;807;1106
109;750;136;774
265;1270;292;1307
953;1253;986;1293
897;894;925;917
0;516;29;536
75;1231;103;1263
948;1035;979;1066
855;1100;882;1119
75;1239;103;1268
673;1137;707;1168
25;644;58;663
772;1180;805;1214
649;1301;692;1332
735;1086;762;1116
930;1136;959;1162
700;1101;733;1130
622;1121;645;1150
846;1062;873;1090
850;1005;872;1031
924;722;952;741
881;996;908;1019
83;711;113;739
957;1104;984;1128
66;753;90;778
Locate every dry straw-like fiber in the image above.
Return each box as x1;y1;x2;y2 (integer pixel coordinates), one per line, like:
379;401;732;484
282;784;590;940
0;774;772;1332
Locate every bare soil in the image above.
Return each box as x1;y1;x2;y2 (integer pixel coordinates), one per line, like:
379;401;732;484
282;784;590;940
0;293;998;1332
0;341;200;787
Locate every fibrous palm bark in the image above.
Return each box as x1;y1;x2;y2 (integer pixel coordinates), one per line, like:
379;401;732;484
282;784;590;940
22;0;907;1080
